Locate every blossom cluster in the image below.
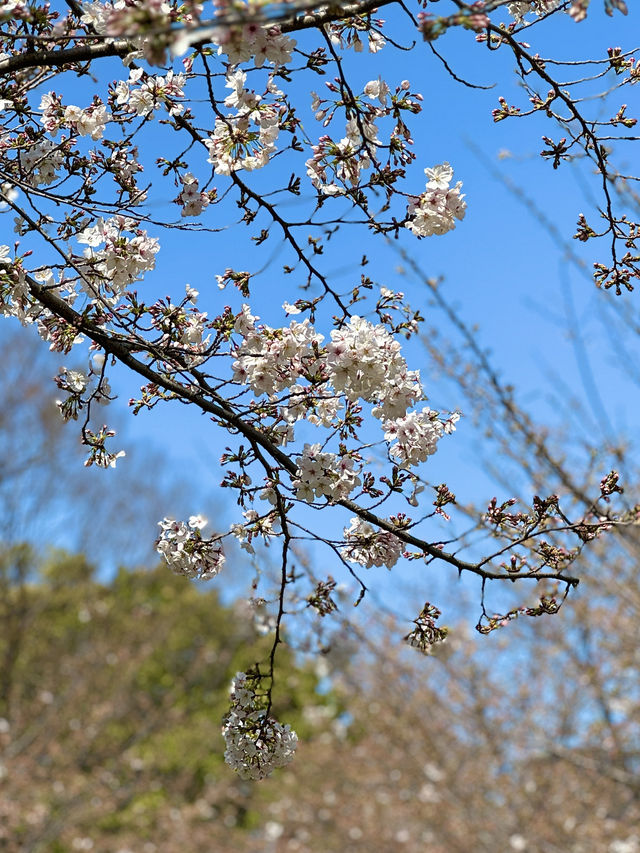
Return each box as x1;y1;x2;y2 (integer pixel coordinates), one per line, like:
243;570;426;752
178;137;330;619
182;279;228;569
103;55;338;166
0;247;32;324
111;68;186;118
234;311;422;418
54;364;111;422
326;315;422;420
324;16;386;53
176;173;211;218
217;22;296;68
19;139;65;187
232;308;457;478
40;92;111;140
229;509;280;554
77;216;159;303
155;515;225;581
222;672;297;780
233;314;323;396
206;69;282;175
306;116;379;195
279;384;343;431
342;517;404;569
292;443;361;503
405;163;466;238
507;0;562;23
404;603;449;654
145;288;211;363
81;425;126;469
384;408;460;468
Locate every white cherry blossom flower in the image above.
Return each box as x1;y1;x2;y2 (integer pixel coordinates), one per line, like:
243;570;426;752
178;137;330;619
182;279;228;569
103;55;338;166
156;516;225;581
343;517;404;568
222;672;297;780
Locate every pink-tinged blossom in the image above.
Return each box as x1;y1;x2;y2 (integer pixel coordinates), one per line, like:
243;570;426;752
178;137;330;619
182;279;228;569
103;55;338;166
325;20;386;53
218;23;296;68
279;384;342;428
384;408;460;468
63;102;111;140
343;517;404;569
39;92;63;133
326;316;422;420
0;251;39;325
233;317;324;396
206;112;280;175
205;69;285;175
176;173;210;218
19;139;64;186
113;68;186;117
508;1;563;23
406;163;466;238
156;515;225;581
222;672;297;780
229;509;280;554
77;216;159;303
306;116;379;194
233;303;258;336
80;0;122;33
293;443;361;503
363;77;391;106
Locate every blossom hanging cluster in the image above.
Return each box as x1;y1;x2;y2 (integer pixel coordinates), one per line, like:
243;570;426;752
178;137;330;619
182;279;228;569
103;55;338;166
326;315;422;420
342;517;404;569
405;163;467;238
111;68;185;118
40;92;111;140
230;305;459;474
176;173;211;218
306;116;379;194
217;21;296;68
156;516;225;580
0;248;31;324
76;217;159;304
206;69;283;175
324;14;387;53
229;509;280;554
305;76;422;197
292;443;361;503
55;363;112;423
233;313;324;396
222;672;298;780
19;139;66;187
384;408;460;468
234;311;424;421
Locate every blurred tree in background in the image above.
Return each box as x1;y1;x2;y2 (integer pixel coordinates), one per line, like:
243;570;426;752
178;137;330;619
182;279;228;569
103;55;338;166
0;326;199;566
0;549;338;852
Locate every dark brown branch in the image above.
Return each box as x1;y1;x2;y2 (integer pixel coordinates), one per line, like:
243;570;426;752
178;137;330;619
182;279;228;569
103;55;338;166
0;39;131;74
24;274;580;587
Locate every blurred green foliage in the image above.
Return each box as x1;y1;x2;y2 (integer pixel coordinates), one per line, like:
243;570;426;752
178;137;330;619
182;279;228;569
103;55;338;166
0;547;338;851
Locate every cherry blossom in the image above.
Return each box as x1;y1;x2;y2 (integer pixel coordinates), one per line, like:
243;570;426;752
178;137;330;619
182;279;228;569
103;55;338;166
292;443;361;503
233;315;324;396
156;515;225;581
222;672;297;780
405;164;467;238
384;409;460;468
325;315;422;420
343;517;404;569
